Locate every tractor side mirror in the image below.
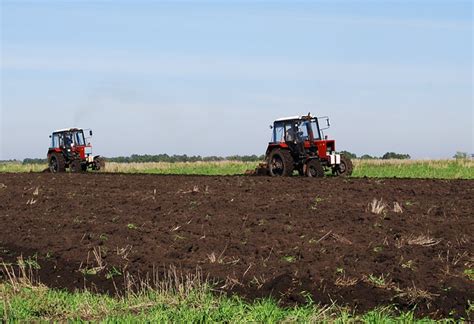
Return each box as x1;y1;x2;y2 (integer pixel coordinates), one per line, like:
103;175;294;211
269;125;273;129
89;130;93;136
49;135;52;138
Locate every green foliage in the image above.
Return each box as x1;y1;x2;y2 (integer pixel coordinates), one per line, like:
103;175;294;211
360;154;376;159
352;159;474;179
106;267;122;279
367;274;386;287
19;255;41;270
453;151;469;159
281;255;296;263
340;150;357;159
107;161;260;176
464;268;474;281
0;283;446;322
2;159;473;179
0;163;46;173
382;152;411;160
22;158;48;164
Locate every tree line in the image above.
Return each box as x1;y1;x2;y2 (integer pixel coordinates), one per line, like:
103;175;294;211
18;154;266;164
8;151;472;165
340;151;411;160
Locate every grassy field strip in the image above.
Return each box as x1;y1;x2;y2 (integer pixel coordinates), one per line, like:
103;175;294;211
106;161;259;175
0;159;473;179
1;283;448;322
0;263;452;322
0;163;47;173
352;159;474;179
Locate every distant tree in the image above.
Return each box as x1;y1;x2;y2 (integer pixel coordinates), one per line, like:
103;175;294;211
360;154;376;160
382;152;411;160
0;159;21;164
340;151;357;159
23;158;47;164
453;151;469;159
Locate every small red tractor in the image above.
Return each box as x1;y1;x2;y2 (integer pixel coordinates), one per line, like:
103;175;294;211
255;113;353;177
47;128;105;173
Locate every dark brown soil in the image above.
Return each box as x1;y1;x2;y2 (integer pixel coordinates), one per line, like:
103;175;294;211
0;173;472;319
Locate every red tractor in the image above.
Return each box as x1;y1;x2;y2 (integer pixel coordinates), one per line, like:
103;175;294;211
256;113;353;177
47;128;105;173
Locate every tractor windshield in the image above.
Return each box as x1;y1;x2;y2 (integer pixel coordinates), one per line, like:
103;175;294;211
300;120;321;140
73;131;86;146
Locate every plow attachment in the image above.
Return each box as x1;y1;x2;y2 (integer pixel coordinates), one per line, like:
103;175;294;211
245;162;269;176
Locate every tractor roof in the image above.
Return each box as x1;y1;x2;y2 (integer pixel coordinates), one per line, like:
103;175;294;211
274;114;314;122
53;127;82;133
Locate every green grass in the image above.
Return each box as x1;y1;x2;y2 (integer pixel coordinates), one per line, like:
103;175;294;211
351;159;474;179
0;163;47;173
1;258;469;322
1;282;453;322
1;159;473;179
107;161;259;175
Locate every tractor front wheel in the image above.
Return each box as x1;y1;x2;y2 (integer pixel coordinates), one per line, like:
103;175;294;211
48;154;66;173
268;149;294;177
306;159;325;177
333;155;353;177
70;160;84;173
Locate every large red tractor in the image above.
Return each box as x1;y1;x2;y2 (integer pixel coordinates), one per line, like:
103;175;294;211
256;113;353;177
47;128;105;173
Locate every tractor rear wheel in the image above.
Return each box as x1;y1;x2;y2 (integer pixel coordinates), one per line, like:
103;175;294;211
306;159;325;177
333;155;353;177
268;149;294;177
49;154;66;173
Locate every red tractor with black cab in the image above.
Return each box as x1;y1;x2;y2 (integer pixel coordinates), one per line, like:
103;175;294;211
256;113;353;177
47;128;105;173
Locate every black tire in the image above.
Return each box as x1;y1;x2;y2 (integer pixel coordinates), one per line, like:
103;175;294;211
334;155;353;177
297;167;305;176
70;160;83;173
268;149;294;177
306;159;325;177
49;154;66;173
93;157;105;171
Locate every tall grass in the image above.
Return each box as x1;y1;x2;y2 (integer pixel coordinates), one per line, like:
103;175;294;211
0;261;444;322
105;161;258;175
0;163;46;173
3;283;443;322
352;159;473;179
0;159;472;179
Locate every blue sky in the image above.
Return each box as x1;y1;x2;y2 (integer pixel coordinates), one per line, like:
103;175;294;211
1;0;472;159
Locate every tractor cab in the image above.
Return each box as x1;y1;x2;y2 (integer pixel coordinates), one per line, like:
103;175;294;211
272;115;321;144
269;114;336;160
47;128;104;173
51;128;88;148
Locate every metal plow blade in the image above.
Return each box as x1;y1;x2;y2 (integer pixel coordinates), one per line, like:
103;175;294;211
245;162;269;176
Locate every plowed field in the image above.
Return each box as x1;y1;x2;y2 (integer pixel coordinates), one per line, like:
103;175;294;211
0;173;472;318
